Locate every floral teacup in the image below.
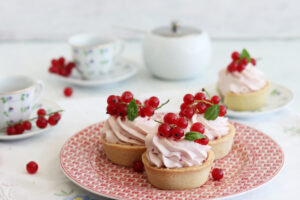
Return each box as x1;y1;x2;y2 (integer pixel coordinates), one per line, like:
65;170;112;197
69;33;123;80
0;75;44;129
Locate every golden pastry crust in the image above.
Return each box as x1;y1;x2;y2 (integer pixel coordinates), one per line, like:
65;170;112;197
208;124;235;159
142;151;215;190
101;136;146;167
219;81;270;111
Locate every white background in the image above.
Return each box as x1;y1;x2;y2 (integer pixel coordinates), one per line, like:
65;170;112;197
1;0;300;40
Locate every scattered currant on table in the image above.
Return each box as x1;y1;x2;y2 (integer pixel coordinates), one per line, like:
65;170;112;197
227;49;256;73
26;161;38;174
5;109;63;135
48;57;76;77
179;89;227;121
64;87;73;97
106;91;169;122
212;168;224;181
133;161;144;173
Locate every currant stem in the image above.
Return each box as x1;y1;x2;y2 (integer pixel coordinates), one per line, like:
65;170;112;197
155;99;170;110
29;109;64;122
194;99;213;105
154;120;164;124
201;88;211;98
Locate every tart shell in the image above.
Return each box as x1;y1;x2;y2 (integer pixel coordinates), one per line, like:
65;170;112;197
142;151;215;190
101;136;146;167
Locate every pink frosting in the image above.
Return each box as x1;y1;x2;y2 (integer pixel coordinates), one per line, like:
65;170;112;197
191;114;229;140
102;116;158;145
217;64;267;95
145;132;210;168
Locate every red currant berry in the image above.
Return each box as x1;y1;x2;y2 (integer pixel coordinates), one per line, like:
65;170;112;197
6;126;16;135
66;62;75;70
48;115;59;126
241;58;248;65
231;51;240;60
107;104;118;115
64;87;73;97
227;62;238;72
144;99;149;106
158;123;171;137
135;99;142;105
182;107;195;119
142;105;155;117
194;92;206;100
237;63;246;72
176;117;188;129
51;59;57;66
183;94;194;104
179;110;185;117
171;127;184;140
138;107;145;117
195;103;207;114
36;117;48;129
251;58;256;66
26;161;38;174
194;136;209;145
53;112;61;121
121;91;134;103
15;124;24;134
117;104;128;116
22;121;32;130
37;108;46;116
58;57;65;66
190;122;205;134
219;105;227;117
163;113;178;124
133;161;144;173
211;95;220;104
180;103;189;111
148;96;160;108
107;95;119;105
212;168;224;181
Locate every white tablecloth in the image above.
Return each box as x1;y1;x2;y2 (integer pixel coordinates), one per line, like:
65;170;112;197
0;40;299;199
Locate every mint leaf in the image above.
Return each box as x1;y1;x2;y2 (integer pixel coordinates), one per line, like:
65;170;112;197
127;99;138;121
204;104;220;120
239;49;251;62
184;131;206;141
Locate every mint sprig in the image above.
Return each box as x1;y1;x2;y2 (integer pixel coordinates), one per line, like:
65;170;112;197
239;49;251;62
204;104;220;120
184;131;206;141
127;99;138;121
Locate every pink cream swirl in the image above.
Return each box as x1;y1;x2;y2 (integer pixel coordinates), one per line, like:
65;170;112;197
191;114;229;140
102;116;158;145
145;132;210;168
217;64;267;95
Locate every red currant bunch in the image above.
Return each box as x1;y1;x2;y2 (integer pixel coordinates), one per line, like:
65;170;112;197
227;49;256;73
158;112;188;140
49;57;76;77
106;92;165;120
179;92;226;120
5;108;62;135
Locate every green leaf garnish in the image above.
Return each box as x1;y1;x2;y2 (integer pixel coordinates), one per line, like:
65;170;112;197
204;104;220;120
239;49;251;62
127;99;138;121
184;131;206;141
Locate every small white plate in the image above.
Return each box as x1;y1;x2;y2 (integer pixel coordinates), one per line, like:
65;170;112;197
205;82;294;118
0;98;62;140
51;58;139;87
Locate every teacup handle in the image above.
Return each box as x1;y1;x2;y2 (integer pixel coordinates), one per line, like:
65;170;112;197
33;80;45;104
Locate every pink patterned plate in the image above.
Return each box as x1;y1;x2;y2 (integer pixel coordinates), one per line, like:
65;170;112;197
60;121;284;200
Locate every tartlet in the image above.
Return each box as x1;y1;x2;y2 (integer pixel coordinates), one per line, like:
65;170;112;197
142;151;215;190
101;136;146;167
208;124;235;159
220;81;270;111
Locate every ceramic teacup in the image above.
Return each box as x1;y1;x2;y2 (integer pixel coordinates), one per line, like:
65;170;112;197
0;75;44;129
69;33;123;80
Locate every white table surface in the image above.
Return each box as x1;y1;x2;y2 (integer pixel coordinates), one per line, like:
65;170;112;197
0;40;299;200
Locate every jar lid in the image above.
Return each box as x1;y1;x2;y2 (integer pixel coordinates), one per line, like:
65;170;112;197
152;21;201;37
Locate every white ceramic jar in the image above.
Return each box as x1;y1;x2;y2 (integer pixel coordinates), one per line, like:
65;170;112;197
143;22;212;80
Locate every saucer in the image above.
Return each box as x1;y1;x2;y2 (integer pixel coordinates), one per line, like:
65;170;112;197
205;82;294;118
0;98;62;140
51;58;139;87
